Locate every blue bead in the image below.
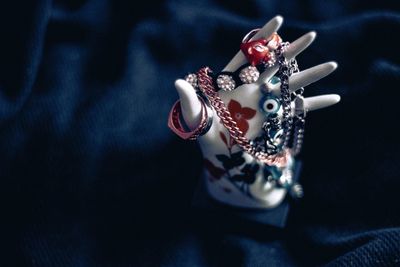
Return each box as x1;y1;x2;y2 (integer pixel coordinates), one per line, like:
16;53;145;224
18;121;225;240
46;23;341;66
259;93;281;116
269;76;280;85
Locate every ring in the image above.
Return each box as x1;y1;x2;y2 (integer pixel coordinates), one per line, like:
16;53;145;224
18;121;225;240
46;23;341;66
241;28;260;43
168;94;213;140
240;30;282;67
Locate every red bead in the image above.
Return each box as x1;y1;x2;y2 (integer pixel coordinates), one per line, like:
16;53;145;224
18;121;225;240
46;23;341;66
240;39;271;66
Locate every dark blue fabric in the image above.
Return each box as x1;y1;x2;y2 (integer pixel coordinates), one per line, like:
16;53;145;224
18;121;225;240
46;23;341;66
1;0;399;266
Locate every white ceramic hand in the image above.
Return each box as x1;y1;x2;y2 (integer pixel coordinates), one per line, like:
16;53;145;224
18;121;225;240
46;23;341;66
174;16;340;209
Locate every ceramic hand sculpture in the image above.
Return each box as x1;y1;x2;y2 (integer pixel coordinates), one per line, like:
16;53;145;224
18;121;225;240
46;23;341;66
169;16;340;209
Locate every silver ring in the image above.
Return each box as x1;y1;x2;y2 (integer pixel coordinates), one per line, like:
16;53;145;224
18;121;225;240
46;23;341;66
241;28;260;43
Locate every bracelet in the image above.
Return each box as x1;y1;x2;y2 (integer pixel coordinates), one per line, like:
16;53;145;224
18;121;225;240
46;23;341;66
168;94;213;140
212;32;282;92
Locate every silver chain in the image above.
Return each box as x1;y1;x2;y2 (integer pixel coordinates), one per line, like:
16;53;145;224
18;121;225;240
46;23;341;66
275;42;305;156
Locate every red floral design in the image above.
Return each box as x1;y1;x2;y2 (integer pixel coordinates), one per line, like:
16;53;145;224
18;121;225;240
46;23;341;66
227;99;256;135
219;131;228;146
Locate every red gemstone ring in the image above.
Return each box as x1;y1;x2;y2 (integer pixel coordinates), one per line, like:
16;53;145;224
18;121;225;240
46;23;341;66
240;30;282;67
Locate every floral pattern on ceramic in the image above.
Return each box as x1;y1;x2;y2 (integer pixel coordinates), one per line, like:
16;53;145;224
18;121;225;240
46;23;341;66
200;97;290;209
171;16;341;209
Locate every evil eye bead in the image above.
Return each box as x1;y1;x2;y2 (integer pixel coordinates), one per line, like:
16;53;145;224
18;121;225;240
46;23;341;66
260;94;281;115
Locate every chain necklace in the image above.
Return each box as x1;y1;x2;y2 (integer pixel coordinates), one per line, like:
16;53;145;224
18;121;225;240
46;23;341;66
274;42;306;156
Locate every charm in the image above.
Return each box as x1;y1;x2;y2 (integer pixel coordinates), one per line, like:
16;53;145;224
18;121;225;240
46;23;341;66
240;31;282;66
239;65;260;84
216;74;236;91
240;39;272;66
259;93;281;116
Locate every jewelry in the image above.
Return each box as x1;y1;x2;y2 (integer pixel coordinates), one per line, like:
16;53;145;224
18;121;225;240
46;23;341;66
240;31;281;67
179;33;306;160
276;42;294;148
209;32;282;92
196;66;289;168
292;95;306;156
238;65;260;84
275;43;306;155
184;73;198;90
214;64;259;92
241;42;295;158
171;29;308;198
216;74;236;91
168;94;213;140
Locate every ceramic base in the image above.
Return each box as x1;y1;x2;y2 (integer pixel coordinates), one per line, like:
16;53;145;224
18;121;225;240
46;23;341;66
191;160;302;228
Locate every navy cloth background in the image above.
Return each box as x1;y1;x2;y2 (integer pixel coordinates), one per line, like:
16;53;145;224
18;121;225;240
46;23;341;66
1;0;399;266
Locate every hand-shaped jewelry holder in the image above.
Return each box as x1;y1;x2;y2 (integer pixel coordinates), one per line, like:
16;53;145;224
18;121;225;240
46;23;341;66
169;16;340;213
